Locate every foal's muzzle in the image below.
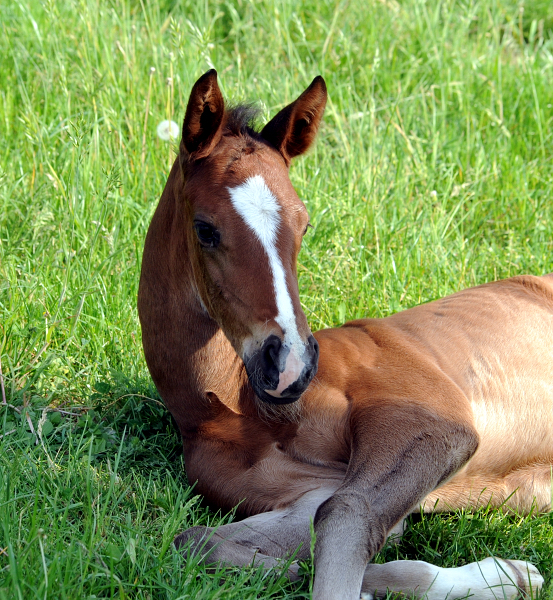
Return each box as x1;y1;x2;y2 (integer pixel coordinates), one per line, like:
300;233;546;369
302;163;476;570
246;334;319;404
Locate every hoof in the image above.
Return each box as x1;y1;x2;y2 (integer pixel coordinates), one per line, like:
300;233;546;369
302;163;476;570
174;525;216;553
502;558;545;595
478;557;544;598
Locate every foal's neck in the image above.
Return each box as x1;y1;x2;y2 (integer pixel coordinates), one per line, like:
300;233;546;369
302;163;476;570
143;161;256;429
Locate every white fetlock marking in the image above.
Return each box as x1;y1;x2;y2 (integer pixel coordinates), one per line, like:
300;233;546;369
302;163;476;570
423;557;544;600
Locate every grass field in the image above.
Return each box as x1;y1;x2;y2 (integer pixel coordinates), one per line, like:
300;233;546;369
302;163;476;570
2;0;553;597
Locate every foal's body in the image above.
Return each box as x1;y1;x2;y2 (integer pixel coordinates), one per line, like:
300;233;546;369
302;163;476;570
138;71;548;598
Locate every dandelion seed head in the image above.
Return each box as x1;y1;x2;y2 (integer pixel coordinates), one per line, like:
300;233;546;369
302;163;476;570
157;120;180;142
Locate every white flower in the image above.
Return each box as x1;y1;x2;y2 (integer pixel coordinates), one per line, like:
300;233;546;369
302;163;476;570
156;120;180;142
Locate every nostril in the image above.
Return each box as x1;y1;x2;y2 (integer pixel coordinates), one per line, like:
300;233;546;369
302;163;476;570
267;339;281;366
259;335;282;386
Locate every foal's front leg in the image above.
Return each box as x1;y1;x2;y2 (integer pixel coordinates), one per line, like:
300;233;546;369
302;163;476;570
312;401;481;600
174;486;339;578
174;484;406;581
361;558;543;599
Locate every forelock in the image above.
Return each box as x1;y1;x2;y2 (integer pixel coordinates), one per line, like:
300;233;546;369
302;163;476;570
224;104;261;138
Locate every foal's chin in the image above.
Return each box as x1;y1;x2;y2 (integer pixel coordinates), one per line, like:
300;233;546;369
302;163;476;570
254;386;303;405
246;366;317;406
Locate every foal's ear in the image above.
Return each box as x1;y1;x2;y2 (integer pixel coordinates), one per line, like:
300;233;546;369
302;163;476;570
181;69;225;159
261;76;327;165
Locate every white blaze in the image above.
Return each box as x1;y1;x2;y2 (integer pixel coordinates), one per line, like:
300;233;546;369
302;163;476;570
228;175;305;395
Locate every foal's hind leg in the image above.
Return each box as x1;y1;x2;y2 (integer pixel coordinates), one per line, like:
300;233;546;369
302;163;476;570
423;463;553;513
504;463;553;513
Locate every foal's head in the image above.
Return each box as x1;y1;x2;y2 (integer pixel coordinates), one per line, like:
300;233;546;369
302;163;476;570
179;70;326;405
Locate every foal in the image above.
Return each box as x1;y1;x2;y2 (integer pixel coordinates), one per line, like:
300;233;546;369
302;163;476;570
138;70;550;599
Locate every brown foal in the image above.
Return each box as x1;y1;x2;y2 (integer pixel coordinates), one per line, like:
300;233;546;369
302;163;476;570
138;70;549;599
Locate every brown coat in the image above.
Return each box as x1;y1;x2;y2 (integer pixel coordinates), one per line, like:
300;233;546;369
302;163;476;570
138;70;548;600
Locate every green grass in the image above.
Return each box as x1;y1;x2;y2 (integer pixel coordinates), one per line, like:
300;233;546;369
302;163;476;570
1;0;553;597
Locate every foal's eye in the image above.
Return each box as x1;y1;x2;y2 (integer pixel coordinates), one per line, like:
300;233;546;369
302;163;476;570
303;222;313;236
194;221;221;248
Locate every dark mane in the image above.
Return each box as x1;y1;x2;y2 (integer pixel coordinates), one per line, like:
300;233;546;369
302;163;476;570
224;104;261;137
